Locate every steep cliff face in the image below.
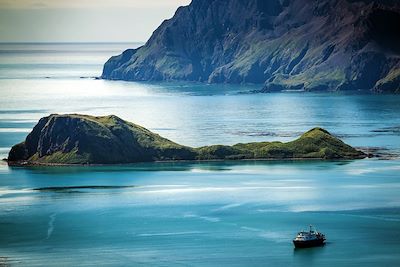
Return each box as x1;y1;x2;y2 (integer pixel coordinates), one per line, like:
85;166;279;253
8;114;197;164
102;0;400;92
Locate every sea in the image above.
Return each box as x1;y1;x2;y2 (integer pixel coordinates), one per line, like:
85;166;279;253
0;43;399;266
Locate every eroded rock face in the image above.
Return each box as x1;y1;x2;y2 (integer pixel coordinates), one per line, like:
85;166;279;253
102;0;400;92
8;114;197;164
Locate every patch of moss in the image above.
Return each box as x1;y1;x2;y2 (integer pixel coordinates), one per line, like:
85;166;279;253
34;150;91;164
195;128;364;160
269;68;346;91
375;68;400;93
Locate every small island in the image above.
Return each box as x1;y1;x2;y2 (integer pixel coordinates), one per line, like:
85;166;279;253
7;114;366;165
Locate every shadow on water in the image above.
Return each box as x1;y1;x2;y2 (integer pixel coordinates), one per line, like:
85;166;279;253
293;244;327;264
33;185;136;193
8;159;354;174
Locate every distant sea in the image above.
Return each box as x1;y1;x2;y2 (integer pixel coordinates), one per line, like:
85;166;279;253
0;43;400;266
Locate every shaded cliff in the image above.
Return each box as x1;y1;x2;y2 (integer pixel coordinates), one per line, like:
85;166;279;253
8;114;365;165
8;114;196;164
102;0;400;92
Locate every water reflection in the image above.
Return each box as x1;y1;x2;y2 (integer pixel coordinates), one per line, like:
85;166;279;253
293;245;328;265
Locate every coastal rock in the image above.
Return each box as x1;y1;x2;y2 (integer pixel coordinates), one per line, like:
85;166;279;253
8;114;196;164
8;114;366;165
102;0;400;93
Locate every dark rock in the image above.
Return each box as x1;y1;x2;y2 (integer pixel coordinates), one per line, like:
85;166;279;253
102;0;400;93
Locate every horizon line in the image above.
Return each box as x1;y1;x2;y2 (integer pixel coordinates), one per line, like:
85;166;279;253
0;41;146;44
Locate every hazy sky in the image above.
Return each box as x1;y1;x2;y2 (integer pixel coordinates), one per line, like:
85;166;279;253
0;0;191;42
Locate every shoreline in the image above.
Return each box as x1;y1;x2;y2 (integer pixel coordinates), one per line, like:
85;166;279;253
5;155;369;168
4;146;380;168
5;116;369;167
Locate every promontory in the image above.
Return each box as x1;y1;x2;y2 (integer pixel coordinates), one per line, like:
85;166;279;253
102;0;400;93
7;114;366;165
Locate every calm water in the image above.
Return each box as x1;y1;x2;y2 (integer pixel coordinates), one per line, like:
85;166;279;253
0;43;400;266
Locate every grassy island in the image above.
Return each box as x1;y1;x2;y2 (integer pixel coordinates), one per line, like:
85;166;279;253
8;114;366;165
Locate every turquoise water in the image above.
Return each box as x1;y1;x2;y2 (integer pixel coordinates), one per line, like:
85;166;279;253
0;43;400;266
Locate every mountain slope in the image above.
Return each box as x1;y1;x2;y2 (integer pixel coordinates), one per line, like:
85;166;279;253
102;0;400;92
8;114;365;165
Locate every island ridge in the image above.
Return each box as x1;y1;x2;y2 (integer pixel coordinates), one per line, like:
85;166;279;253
8;114;366;165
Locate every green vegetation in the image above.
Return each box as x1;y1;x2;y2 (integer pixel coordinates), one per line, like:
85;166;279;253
8;114;366;165
375;69;400;93
197;128;365;160
102;0;400;93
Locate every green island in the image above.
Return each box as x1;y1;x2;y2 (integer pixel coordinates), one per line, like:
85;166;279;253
7;114;366;165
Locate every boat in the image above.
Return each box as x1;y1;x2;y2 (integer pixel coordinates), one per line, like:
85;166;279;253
293;225;326;248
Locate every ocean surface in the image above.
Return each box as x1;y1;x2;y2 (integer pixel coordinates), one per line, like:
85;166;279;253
0;43;400;266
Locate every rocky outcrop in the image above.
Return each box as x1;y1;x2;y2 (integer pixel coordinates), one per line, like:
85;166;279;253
8;114;197;164
8;114;366;165
102;0;400;93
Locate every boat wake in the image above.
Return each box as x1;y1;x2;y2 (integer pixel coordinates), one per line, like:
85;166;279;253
46;213;56;240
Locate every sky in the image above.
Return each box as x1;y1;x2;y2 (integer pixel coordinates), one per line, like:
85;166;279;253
0;0;191;42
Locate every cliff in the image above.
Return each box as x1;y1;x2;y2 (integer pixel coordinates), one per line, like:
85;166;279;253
8;114;366;165
7;114;196;164
102;0;400;93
